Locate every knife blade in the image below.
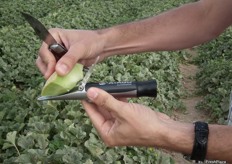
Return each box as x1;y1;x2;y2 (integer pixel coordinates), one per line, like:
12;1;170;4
21;12;67;61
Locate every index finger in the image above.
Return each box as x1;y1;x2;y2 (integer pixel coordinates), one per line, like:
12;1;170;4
38;41;56;78
86;87;123;113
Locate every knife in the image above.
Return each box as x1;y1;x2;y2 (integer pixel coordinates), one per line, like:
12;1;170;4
21;12;67;61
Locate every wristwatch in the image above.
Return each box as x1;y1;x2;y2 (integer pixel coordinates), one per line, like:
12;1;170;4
190;121;209;161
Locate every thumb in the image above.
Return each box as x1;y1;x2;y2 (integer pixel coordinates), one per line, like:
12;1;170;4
86;87;122;113
55;44;86;76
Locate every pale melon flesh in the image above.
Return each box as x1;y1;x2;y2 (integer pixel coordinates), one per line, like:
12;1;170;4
41;64;84;96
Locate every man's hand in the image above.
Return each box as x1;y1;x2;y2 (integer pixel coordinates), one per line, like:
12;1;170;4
82;87;171;147
37;29;106;79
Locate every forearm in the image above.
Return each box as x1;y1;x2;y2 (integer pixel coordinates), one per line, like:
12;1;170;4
159;120;232;162
206;125;232;162
98;0;231;58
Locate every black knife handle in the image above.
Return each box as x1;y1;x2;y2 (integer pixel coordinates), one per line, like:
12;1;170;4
49;43;68;61
85;80;157;98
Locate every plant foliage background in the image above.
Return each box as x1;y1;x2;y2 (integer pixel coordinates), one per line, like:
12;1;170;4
0;0;231;163
194;27;232;123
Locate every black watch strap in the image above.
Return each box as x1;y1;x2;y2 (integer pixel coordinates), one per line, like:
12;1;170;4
190;121;209;161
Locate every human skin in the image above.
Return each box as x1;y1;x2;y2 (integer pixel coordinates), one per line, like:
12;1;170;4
37;0;232;78
37;0;232;162
82;88;232;162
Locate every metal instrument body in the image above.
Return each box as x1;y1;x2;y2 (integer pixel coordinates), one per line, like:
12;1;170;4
37;80;158;101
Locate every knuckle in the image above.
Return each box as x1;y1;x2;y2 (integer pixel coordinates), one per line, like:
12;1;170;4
77;42;89;55
104;138;115;147
35;57;40;62
63;54;77;66
35;58;40;66
38;43;46;54
48;28;62;42
48;28;60;34
35;57;46;67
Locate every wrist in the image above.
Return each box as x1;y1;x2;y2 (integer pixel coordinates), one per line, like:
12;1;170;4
96;28;116;58
96;23;147;58
156;119;194;155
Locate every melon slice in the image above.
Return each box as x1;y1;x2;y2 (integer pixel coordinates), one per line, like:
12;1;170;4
41;63;84;96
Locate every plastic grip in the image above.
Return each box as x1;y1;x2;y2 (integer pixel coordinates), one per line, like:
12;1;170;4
49;43;67;61
85;80;157;98
136;80;157;97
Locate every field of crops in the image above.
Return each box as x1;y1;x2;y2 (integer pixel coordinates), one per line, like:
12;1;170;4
195;27;232;123
1;0;231;163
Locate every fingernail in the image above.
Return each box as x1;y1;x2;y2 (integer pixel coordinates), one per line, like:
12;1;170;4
87;88;98;100
57;63;68;75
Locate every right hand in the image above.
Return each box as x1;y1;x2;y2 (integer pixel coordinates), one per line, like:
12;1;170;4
37;28;106;79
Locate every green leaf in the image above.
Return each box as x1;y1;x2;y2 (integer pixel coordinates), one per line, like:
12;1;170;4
18;135;35;149
0;109;6;121
56;145;84;163
6;131;17;146
83;159;94;164
36;134;49;150
84;133;104;157
15;154;32;163
2;142;14;150
5;131;20;156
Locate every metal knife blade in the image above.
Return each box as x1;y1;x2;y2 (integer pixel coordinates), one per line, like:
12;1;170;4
21;12;57;46
21;12;67;61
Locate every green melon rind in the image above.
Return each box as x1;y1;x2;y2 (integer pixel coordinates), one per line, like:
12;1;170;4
41;64;84;96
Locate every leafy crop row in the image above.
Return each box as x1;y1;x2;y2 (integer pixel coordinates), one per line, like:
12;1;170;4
194;27;232;123
1;0;192;163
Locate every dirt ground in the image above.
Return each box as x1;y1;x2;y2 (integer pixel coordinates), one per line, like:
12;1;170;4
168;49;210;163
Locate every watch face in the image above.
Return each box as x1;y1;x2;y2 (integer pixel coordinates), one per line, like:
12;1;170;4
199;138;208;144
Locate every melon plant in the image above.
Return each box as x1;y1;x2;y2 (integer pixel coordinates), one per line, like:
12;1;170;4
41;63;84;96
